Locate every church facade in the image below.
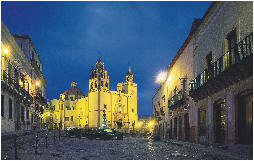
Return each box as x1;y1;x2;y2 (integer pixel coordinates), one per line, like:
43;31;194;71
51;59;138;130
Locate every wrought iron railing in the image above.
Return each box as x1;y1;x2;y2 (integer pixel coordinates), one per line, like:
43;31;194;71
33;90;47;105
2;70;33;102
168;89;186;109
190;32;253;91
31;59;43;76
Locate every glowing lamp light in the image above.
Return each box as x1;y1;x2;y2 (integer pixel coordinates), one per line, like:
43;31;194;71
156;71;167;83
3;48;8;55
149;122;153;126
36;81;40;86
48;114;50;116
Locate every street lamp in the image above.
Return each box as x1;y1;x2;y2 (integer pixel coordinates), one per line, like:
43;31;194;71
156;71;167;84
3;48;8;55
36;81;40;87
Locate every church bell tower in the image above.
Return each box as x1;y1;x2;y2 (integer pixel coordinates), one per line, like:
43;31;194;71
89;58;110;91
126;66;134;83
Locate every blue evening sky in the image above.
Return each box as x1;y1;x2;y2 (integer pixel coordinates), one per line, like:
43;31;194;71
2;1;211;116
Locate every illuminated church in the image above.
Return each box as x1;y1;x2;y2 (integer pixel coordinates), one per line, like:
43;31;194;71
51;59;138;130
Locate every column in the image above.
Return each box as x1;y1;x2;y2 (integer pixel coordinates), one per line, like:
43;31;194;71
226;89;233;145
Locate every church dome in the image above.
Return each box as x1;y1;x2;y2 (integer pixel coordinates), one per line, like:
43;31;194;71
63;81;85;96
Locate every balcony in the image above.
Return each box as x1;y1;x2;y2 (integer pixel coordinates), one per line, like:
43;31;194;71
190;33;253;101
33;90;47;105
168;89;187;110
1;70;33;104
31;59;43;77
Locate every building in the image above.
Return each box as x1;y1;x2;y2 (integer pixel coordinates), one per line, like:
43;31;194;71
1;21;47;133
51;59;138;130
51;81;88;129
152;1;252;146
152;18;199;141
189;1;252;145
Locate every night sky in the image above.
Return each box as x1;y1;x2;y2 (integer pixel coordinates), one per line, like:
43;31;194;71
2;1;211;116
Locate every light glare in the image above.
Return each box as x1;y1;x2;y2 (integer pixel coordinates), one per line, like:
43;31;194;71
3;48;8;54
156;71;167;83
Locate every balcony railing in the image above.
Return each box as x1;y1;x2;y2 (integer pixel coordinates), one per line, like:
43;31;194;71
168;89;186;110
190;33;253;100
33;90;47;105
2;70;33;103
31;59;43;77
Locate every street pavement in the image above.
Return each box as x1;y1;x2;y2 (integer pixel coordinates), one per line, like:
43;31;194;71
1;130;253;160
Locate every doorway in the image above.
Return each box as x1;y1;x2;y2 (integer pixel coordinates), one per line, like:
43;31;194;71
214;100;226;144
179;116;182;140
184;113;190;141
174;117;177;139
237;92;253;144
169;119;172;139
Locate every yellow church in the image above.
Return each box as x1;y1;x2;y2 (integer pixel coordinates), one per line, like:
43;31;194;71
51;59;138;131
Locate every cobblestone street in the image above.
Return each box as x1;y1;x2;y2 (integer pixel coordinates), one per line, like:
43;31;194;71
1;130;253;160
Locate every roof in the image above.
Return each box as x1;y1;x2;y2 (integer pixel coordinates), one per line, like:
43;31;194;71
63;82;85;96
12;33;43;65
167;2;216;72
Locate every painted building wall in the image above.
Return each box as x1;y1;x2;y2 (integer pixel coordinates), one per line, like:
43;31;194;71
152;21;196;140
192;1;253;145
1;21;46;133
194;2;253;77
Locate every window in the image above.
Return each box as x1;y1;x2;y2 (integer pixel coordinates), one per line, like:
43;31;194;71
104;104;107;109
73;106;75;110
66;106;71;110
21;106;24;122
70;97;74;101
52;105;55;111
1;95;4;117
26;109;29;119
61;104;63;110
226;29;237;66
118;104;121;113
9;98;12;119
71;116;73;121
132;108;134;113
65;117;69;121
91;83;93;90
